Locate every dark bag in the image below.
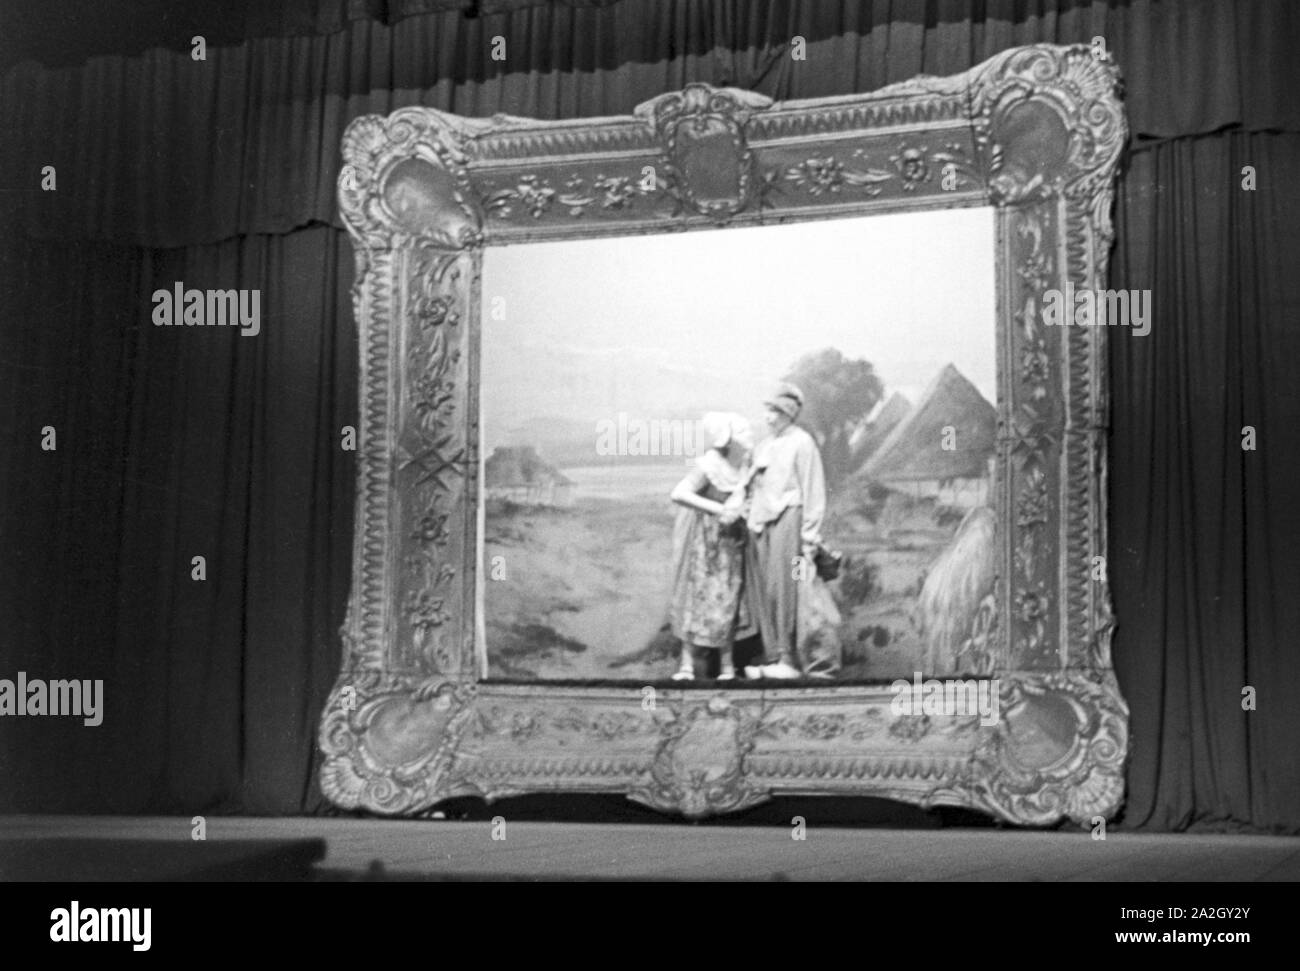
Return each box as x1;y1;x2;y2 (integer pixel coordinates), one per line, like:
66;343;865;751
812;544;844;582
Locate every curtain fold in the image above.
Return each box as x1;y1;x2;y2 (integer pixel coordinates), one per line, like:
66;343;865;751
0;1;602;74
1;0;1298;828
1109;131;1300;832
0;228;356;814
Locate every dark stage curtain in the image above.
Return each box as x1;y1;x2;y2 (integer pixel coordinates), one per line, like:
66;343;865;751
1;229;356;813
1;0;1298;828
1109;131;1300;832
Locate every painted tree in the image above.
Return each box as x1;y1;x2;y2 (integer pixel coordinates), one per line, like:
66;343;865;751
784;348;883;488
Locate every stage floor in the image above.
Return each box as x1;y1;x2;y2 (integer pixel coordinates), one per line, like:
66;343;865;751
3;815;1299;881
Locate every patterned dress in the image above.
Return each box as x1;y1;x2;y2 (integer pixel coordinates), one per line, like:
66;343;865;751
669;452;755;648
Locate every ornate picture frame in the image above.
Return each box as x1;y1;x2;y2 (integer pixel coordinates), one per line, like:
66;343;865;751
320;43;1129;825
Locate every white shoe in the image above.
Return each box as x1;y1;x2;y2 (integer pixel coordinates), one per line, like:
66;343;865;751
750;662;803;680
717;671;736;681
671;670;694;681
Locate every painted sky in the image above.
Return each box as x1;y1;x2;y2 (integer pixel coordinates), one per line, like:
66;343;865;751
480;207;996;454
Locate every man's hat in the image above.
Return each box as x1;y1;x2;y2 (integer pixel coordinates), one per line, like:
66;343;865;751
764;382;804;419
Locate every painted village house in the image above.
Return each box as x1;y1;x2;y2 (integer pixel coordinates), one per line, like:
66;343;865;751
858;364;996;508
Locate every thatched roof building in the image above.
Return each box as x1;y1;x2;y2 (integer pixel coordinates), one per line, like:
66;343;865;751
850;391;911;472
859;365;995;506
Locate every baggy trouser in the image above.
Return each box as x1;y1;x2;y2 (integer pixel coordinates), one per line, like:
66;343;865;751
746;505;843;675
745;506;802;667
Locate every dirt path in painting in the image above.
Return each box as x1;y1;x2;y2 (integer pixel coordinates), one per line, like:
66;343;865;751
483;496;678;680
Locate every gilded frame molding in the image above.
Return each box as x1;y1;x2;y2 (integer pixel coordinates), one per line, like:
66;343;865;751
321;44;1129;824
